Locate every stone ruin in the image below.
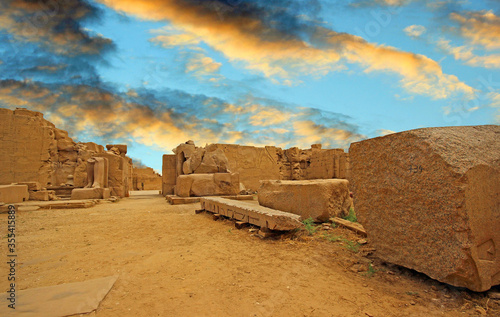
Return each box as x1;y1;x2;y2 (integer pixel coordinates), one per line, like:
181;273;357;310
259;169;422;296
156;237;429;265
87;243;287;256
132;167;162;190
0;108;133;202
162;140;350;196
350;125;500;292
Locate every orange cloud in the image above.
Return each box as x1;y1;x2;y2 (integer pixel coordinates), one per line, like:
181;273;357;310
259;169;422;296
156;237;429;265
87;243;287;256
450;11;500;51
437;39;500;69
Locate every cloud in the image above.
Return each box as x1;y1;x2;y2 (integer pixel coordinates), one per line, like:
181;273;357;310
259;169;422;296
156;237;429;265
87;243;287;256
437;39;500;69
0;79;364;151
99;0;476;101
376;129;396;136
450;11;500;51
0;0;113;56
185;52;222;78
404;25;427;38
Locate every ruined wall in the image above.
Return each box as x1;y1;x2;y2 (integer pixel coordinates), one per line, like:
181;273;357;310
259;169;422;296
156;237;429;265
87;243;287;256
133;167;162;190
162;155;176;195
164;141;350;194
0;108;104;188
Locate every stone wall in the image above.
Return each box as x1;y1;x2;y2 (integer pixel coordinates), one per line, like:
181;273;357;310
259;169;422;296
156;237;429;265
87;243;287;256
0;108;104;188
0;108;134;198
133;167;162;190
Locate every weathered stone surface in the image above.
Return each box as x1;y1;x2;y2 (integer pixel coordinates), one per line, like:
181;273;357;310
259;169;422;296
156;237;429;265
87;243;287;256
162;155;176;195
0;184;29;203
175;173;240;197
194;147;229;173
201;197;303;231
94;152;130;198
17;181;42;191
29;190;51;201
71;188;110;200
258;179;351;222
349;125;500;292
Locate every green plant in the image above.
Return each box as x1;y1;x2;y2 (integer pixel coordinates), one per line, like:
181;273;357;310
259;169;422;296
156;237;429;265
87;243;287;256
363;263;377;277
343;207;357;223
302;217;317;236
322;233;341;242
406;291;419;296
342;239;360;253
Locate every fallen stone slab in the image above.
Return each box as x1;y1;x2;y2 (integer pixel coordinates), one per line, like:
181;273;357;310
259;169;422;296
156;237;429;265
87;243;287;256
167;194;254;205
349;125;500;292
0;184;29;203
258;179;352;222
201;197;302;231
38;200;98;209
71;187;110;200
0;275;118;317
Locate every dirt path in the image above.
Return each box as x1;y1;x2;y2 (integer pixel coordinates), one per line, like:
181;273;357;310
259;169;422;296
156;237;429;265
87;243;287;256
1;193;498;316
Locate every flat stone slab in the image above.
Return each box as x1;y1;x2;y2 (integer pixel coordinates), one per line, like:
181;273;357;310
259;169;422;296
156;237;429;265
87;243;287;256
0;275;117;317
330;217;367;237
167;195;254;205
71;188;110;200
350;125;500;292
201;197;302;231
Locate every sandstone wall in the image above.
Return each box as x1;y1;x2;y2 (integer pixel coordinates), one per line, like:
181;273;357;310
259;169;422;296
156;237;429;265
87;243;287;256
0;108;104;188
349;125;500;292
133;167;162;190
162;155;176;195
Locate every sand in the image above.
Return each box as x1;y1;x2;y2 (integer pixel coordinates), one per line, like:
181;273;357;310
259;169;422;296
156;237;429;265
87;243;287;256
0;191;498;316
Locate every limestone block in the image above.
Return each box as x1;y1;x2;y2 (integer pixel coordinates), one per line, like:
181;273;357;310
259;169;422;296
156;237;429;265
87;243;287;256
54;128;69;140
194;148;229;173
162;155;176;196
29;190;51;201
190;174;216;197
175;175;194;197
71;188;110;200
214;173;240;196
349;125;500;292
0;184;29;203
58;150;78;162
175;173;240;197
258;179;351;222
17;181;41;191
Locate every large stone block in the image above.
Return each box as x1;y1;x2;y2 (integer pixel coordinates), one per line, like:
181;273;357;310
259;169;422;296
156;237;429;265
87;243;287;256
0;184;29;203
71;188;110;200
175;173;240;197
258;179;351;222
349;125;500;292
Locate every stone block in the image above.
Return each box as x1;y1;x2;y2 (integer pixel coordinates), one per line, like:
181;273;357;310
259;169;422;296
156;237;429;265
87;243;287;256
17;181;42;191
71;188;110;200
349;125;500;292
175;173;240;197
258;179;351;222
0;184;29;203
29;190;50;201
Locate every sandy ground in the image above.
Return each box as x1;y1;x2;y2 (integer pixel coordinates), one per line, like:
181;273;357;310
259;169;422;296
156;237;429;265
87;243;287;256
1;191;498;317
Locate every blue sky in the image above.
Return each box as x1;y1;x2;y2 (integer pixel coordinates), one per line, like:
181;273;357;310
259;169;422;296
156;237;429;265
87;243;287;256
1;0;499;172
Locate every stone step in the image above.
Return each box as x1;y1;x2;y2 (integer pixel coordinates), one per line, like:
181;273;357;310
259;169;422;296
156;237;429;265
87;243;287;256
200;197;302;231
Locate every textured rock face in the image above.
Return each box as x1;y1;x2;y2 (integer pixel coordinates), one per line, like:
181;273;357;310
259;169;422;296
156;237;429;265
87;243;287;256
0;184;29;203
258;179;352;222
175;173;240;197
162;155;176;195
349;125;500;292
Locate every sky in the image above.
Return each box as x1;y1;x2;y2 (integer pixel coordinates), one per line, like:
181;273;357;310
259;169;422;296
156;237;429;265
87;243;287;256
1;0;499;172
